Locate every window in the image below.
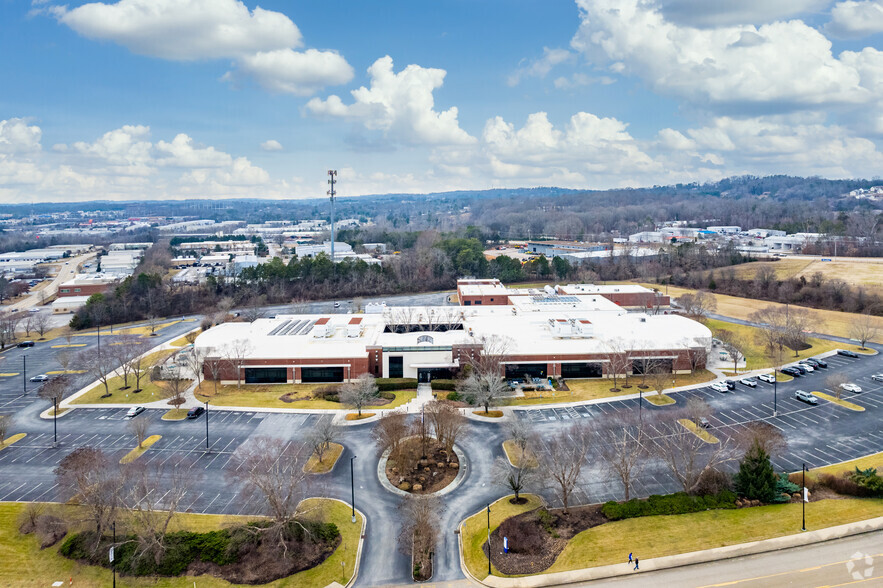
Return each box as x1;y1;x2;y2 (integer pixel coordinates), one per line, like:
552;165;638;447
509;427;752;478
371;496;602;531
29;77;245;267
417;335;434;344
505;363;546;379
73;288;81;292
244;367;287;384
561;362;603;378
301;367;344;383
388;356;403;378
60;289;69;293
464;300;471;306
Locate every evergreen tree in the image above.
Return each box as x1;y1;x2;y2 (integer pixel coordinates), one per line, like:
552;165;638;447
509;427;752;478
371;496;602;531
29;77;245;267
735;439;778;502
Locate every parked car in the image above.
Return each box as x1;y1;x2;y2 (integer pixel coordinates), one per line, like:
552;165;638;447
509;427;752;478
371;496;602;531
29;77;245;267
792;364;808;374
840;383;863;394
28;308;40;313
758;373;776;383
795;390;819;405
872;374;883;382
711;382;730;393
125;406;146;419
781;367;801;377
29;374;49;382
17;341;34;348
800;364;814;373
725;380;737;390
740;378;757;388
186;406;205;419
698;417;711;429
333;302;341;308
812;358;828;368
837;349;859;358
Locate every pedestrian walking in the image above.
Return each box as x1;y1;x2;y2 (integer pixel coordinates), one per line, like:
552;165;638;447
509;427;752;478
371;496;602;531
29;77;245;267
634;557;639;571
628;552;633;564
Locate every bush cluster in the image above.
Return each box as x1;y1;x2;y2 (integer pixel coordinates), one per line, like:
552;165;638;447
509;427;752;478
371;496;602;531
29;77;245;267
375;378;418;391
311;385;341;402
428;379;457;391
601;491;737;521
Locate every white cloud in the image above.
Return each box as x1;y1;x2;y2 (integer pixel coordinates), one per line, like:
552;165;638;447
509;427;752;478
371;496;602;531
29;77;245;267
306;56;475;146
53;0;299;60
507;47;572;86
260;139;283;151
656;128;697;151
553;73;615;89
828;0;883;38
657;0;829;27
50;0;352;96
0;118;42;154
571;0;871;112
224;48;353;95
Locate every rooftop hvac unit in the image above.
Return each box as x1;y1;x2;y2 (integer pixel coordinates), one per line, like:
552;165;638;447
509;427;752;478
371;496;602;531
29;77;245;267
549;318;573;338
543;285;556;296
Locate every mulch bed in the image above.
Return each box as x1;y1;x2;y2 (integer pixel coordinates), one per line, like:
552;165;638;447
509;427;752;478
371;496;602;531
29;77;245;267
386;437;459;494
279;392;311;403
486;504;607;575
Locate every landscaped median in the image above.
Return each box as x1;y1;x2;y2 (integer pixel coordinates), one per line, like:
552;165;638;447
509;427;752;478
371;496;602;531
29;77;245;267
502;440;538;468
813;391;865;411
678;418;719;443
644;394;675;406
0;433;26;452
460;497;883;585
119;434;161;464
194;381;416;411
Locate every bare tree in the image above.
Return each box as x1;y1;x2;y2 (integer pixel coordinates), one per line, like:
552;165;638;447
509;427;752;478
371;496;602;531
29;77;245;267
223;338;253;389
339;373;378;416
229;436;311;554
306;417;338;464
540;424;589;514
242;295;267;322
593;413;646;501
23;314;33;337
684;344;708;376
111;335;142;389
38;374;73;417
604;339;631;392
741;421;786;458
160;376;188;410
716;329;743;374
492;455;538;503
826;372;850;399
0;311;24;349
32;311;51;339
130;348;151;393
55;447;124;548
0;414;11;445
127;416;150;448
184;345;208;390
651;418;741;494
750;306;815;357
204;352;225;395
425;400;467;461
457;335;510;413
397;495;442;581
675;291;717;319
372;409;410;463
505;418;536;461
146;314;160;336
78;348;116;397
684;396;712;426
184;329;199;345
55;350;72;373
650;366;673;398
849;311;879;349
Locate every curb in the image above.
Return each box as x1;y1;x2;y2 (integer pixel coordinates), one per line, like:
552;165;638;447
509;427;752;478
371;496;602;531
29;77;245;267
462;514;883;587
376;439;467;497
38;406;75;420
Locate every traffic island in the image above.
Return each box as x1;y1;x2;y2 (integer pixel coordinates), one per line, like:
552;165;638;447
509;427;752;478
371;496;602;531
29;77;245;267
119;434;161;464
161;409;188;421
0;433;26;452
813;391;865;412
678;419;720;443
502;440;538;468
378;438;467;497
304;442;344;474
645;394;675;406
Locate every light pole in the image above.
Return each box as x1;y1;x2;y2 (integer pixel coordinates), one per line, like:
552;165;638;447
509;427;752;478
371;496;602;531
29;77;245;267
204;400;210;452
350;455;357;523
22;353;26;395
638;389;643;423
328;170;337;262
112;520;116;588
802;463;807;531
487;503;492;576
53;397;58;446
773;366;778;417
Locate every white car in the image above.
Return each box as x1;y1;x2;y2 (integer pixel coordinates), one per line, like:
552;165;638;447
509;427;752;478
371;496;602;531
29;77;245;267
758;374;776;383
871;374;883;382
797;364;814;372
840;383;863;394
740;378;757;388
125;406;146;419
711;382;730;393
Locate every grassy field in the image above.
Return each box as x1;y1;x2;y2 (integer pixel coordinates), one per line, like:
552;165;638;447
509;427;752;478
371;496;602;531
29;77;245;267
643;283;883;343
194;382;416;410
71;375;189;405
706;258;883;295
810;451;883;477
704;318;864;372
462;497;883;579
462;494;544;579
304;443;343;474
0;499;362;587
119;434;162;464
503;370;715;407
502;440;538;468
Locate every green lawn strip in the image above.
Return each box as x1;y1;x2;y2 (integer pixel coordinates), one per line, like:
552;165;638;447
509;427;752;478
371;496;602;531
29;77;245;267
304;443;344;474
72;375;189;405
120;434;162;464
810;452;883;477
0;433;26;451
544;499;883;575
857;348;879;355
704;319;864;371
645;394;675;406
812;391;865;412
47;407;70;417
195;382;415;410
161;409;188;421
462;494;544;580
0;499;361;587
678;419;719;444
502;440;538;468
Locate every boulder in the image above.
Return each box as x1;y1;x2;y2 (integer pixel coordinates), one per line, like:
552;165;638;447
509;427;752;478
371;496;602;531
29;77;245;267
424;467;431;473
412;484;423;491
437;462;445;469
399;482;411;491
449;462;459;469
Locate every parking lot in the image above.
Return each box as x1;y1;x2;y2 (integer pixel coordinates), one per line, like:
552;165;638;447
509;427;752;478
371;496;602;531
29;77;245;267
517;350;883;505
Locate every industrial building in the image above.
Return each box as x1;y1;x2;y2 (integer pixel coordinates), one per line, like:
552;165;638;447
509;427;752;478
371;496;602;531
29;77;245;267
455;279;670;309
195;284;706;385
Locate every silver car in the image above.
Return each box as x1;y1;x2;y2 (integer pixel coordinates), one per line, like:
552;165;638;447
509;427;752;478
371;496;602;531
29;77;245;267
795;390;819;405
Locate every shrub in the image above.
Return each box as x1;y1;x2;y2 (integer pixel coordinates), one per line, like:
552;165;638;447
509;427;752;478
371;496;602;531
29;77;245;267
429;379;457;391
817;473;873;497
848;467;883;496
772;473;801;503
694;468;733;496
601;490;737;521
375;378;418;391
445;390;462;402
378;391;395;401
312;384;341;402
734;439;777;503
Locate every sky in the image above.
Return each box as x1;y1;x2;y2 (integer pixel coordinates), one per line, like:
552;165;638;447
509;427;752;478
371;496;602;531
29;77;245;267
2;0;883;203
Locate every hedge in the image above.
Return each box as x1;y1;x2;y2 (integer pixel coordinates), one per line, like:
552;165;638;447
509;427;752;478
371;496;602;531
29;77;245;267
375;378;418;391
601;490;737;521
429;379;457;391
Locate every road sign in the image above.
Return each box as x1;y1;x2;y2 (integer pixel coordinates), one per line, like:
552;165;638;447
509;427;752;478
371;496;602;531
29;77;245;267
108;546;114;563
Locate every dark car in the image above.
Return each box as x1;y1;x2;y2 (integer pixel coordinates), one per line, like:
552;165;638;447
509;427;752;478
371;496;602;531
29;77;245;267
812;358;828;368
781;367;801;377
186;406;205;419
792;364;808;375
17;340;35;348
802;358;826;369
837;349;859;358
725;380;736;390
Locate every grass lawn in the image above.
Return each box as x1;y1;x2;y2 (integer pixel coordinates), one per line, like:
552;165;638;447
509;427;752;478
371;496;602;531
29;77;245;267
304;443;344;474
0;433;26;451
0;498;362;587
120;434;162;464
642;283;883;343
168;333;196;348
345;413;375;421
162;409;189;421
700;258;883;297
810;451;883;477
47;407;69;417
462;494;544;580
502;440;538;468
71;374;188;405
115;319;181;336
678;418;719;443
704;318;865;372
194;382;416;410
503;371;714;407
542;499;883;576
813;391;865;411
645;394;675;406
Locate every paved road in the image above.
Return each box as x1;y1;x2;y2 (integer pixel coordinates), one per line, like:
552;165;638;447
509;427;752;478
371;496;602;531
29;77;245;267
7;252;96;311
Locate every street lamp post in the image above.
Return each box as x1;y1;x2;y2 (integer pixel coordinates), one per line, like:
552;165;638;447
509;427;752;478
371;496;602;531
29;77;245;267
22;354;26;395
350;455;357;523
204;400;209;452
487;503;492;576
802;463;807;531
773;366;778;417
53;397;58;446
638;389;643;422
112;520;116;588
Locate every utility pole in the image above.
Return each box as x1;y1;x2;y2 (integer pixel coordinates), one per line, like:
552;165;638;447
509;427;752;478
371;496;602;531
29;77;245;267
327;170;337;262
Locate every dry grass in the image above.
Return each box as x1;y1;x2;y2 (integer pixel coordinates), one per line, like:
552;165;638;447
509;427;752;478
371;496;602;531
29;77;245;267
473;410;504;418
678;418;719;443
708;258;883;295
462;494;544;579
161;409;189;421
194;381;415;410
345;413;375;421
119;434;162;464
502;440;538;468
645;394;675;406
810;452;883;477
0;433;26;452
304;443;344;474
115;320;181;337
813;391;865;411
71;374;189;406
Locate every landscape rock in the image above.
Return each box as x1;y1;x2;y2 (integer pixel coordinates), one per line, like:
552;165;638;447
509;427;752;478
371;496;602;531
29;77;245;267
412;484;423;491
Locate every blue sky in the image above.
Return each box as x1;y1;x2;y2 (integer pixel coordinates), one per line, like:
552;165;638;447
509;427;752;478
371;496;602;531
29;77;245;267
2;0;883;202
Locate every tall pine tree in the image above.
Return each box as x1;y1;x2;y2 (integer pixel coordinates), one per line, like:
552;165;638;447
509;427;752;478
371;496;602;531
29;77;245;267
735;438;777;503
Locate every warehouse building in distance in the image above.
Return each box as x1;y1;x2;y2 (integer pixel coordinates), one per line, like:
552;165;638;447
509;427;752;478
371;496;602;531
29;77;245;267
195;283;706;385
455;279;670;309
